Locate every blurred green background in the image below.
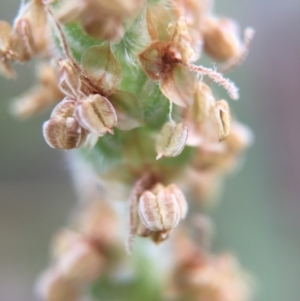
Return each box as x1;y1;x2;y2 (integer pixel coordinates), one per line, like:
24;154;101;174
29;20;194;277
1;0;300;300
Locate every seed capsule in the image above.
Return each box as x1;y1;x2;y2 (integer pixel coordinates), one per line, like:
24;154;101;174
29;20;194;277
75;94;117;136
43;99;87;149
156;122;188;160
192;83;214;123
138;184;188;233
139;190;179;232
43;116;86;150
213;100;231;140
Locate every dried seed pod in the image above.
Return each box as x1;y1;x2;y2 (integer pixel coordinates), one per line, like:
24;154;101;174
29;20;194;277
16;0;49;55
156;122;188;160
203;17;242;62
43;116;87;149
192;82;214;123
36;268;79;301
212;100;231;140
138;184;188;235
75;94;117;136
138;190;180;232
58;240;104;284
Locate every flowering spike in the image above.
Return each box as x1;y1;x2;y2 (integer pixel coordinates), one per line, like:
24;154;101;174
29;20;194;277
1;1;255;300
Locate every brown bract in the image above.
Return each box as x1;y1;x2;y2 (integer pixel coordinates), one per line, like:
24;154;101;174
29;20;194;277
139;16;239;106
138;17;196;107
55;0;143;41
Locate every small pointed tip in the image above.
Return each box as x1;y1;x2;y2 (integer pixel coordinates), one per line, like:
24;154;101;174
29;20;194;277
107;128;114;135
156;153;163;160
232;91;240;101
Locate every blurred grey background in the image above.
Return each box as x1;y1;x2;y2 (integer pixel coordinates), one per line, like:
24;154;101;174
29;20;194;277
0;0;300;300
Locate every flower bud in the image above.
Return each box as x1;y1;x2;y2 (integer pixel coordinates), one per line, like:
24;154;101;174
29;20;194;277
43;116;86;149
44;99;87;149
212;100;231;140
75;94;117;136
156;122;188;160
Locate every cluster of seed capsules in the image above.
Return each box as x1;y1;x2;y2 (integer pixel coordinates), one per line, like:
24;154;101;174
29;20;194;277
1;1;254;301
